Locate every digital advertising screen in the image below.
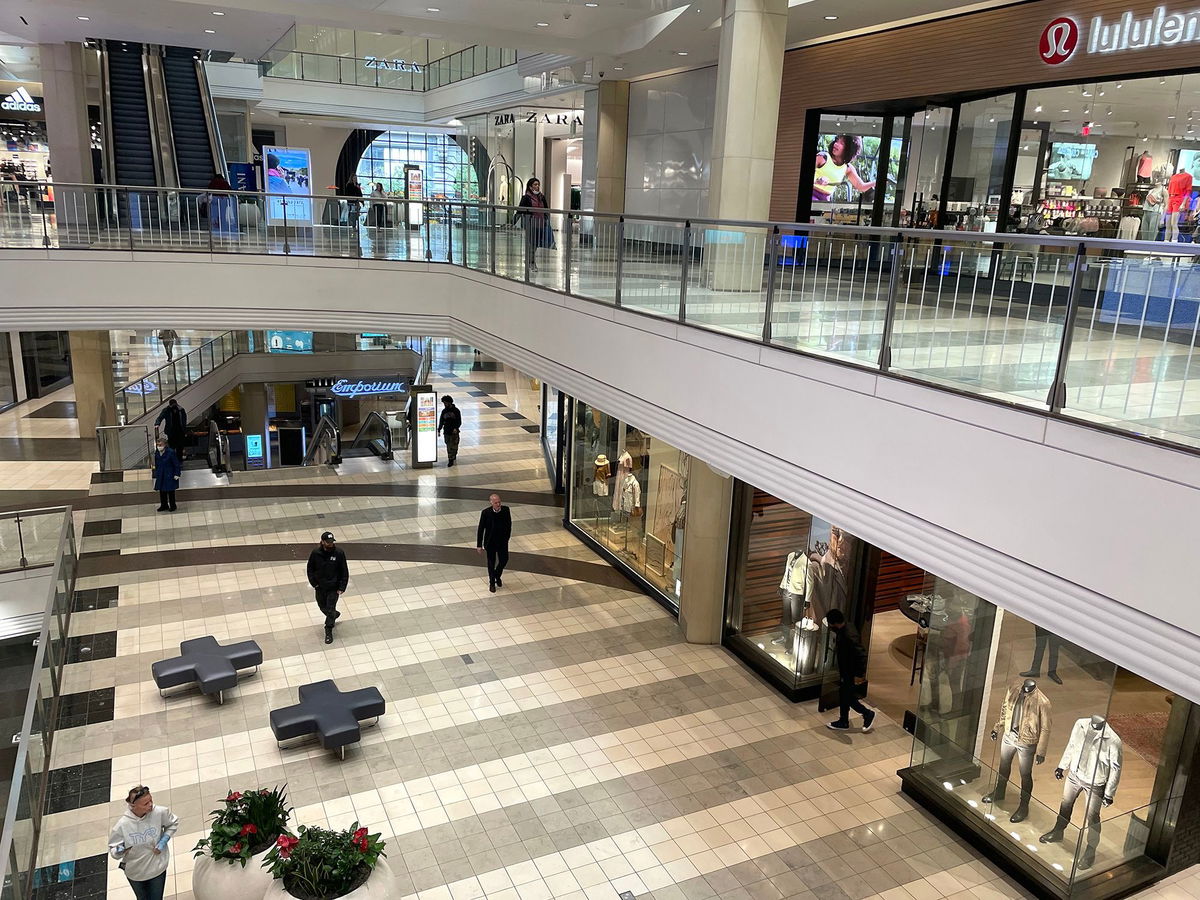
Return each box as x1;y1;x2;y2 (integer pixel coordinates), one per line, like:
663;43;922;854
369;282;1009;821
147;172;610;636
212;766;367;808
1178;149;1200;182
414;388;438;466
266;330;313;353
812;133;900;204
1046;142;1100;181
405;166;424;227
262;145;313;224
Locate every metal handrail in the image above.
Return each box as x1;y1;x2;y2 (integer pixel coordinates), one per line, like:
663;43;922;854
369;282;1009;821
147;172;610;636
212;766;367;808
207;419;231;474
349;410;394;461
96;423;153;472
302;414;341;466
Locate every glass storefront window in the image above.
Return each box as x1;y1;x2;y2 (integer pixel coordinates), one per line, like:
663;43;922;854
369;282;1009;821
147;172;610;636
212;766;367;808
946;93;1016;232
568;400;687;608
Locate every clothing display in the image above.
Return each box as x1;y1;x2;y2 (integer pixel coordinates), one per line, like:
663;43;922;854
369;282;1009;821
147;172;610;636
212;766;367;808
1168;171;1193;214
1117;215;1141;240
612;451;633;511
987;731;1037;807
1137;151;1155;180
1041;718;1123;868
593;455;611;497
1023;624;1062;677
779;551;809;594
992;681;1053;757
804;549;849;625
618;472;641;513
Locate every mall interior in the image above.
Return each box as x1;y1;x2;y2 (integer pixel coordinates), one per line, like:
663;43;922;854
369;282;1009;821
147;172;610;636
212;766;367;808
2;1;1200;899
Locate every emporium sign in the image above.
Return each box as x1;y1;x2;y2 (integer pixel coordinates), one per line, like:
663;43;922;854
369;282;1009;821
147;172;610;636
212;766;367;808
329;378;408;398
1041;6;1200;65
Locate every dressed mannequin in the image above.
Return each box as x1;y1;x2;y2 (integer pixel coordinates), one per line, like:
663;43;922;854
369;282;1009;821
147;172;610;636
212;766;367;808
1040;715;1123;870
1142;181;1166;241
1167;170;1193;241
617;471;641;514
982;679;1052;823
774;550;809;645
592;455;611;497
1136;150;1155;182
611;451;633;511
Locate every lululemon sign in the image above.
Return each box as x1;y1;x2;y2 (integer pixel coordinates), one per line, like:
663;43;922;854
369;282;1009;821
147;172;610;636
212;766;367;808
1041;16;1080;64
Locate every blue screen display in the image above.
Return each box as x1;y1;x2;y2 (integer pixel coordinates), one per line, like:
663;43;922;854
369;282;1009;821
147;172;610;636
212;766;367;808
266;331;313;353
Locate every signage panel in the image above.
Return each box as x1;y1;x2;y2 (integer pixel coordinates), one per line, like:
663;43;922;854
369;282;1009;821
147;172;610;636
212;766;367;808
413;386;438;467
1041;6;1200;65
329;379;408;398
245;433;266;469
405;166;424;227
262;145;313;224
267;331;313;353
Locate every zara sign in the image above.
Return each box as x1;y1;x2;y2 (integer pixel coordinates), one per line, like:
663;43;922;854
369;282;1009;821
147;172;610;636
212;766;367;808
363;56;423;73
1041;5;1200;65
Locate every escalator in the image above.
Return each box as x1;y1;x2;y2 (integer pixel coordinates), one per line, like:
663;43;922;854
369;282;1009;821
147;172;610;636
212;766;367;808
162;47;222;188
103;43;158;187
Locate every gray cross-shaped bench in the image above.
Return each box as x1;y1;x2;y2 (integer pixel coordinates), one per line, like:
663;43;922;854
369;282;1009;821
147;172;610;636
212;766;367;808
269;680;385;759
151;636;262;705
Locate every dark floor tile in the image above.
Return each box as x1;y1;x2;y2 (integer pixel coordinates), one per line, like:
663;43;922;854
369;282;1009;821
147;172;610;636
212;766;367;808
81;519;121;537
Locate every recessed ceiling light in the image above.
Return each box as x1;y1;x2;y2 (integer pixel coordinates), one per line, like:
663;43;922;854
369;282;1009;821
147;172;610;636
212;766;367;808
824;15;838;20
1169;115;1177;119
585;2;598;5
536;21;549;26
211;10;225;14
204;29;215;33
1061;108;1070;113
1034;105;1043;112
676;50;688;55
613;65;624;70
77;15;89;19
426;6;439;10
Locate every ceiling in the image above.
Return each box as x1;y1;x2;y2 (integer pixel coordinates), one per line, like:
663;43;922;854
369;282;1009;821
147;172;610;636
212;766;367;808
0;0;1026;84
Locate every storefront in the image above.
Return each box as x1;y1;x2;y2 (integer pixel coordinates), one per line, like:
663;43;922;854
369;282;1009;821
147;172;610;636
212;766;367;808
772;0;1200;245
720;478;1200;897
540;382;565;493
564;397;689;612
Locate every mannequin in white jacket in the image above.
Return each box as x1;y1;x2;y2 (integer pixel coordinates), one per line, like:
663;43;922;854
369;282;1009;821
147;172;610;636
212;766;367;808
109;785;179;900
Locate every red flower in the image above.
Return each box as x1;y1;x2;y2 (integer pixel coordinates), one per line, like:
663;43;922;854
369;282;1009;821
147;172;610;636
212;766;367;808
276;835;299;859
239;824;258;837
231;842;242;854
353;828;368;841
226;791;243;803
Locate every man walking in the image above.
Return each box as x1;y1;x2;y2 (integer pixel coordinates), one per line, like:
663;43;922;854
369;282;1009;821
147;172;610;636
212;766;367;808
437;395;462;467
307;531;349;645
825;607;877;734
154;398;187;459
476;493;512;593
157;328;179;362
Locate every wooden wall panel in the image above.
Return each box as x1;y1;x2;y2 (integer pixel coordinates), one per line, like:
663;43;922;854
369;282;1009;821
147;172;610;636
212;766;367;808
770;0;1200;220
739;490;812;635
873;551;931;615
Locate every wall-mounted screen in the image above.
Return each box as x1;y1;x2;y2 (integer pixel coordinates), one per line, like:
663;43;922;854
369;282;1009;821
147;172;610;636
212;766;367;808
414;388;438;465
262;145;313;224
1046;142;1099;181
266;331;313;353
812;133;901;204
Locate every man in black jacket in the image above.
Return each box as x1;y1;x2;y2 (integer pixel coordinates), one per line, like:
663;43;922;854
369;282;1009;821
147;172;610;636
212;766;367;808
155;399;187;458
437;395;462;467
476;493;512;593
826;608;876;734
307;531;349;644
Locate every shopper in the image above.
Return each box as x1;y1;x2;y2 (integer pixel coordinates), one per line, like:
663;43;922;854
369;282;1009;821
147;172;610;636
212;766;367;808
307;531;349;645
825;608;877;734
156;328;178;362
516;177;552;271
437;395;462;467
108;785;178;900
476;493;512;593
152;436;180;513
341;178;363;227
154;399;187;457
369;182;387;228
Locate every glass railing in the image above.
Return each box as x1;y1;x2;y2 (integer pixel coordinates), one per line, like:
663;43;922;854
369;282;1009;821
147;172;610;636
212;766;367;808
0;509;74;575
0;508;78;899
258;45;515;91
114;331;239;424
907;725;1173;888
9;180;1200;453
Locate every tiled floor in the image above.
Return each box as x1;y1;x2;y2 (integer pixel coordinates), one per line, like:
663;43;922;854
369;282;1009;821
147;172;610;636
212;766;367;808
24;343;1191;900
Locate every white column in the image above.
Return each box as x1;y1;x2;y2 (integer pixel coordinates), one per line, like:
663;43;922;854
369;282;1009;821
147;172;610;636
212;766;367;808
41;42;95;227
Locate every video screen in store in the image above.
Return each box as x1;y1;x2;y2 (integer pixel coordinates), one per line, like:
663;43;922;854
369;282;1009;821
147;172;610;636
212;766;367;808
1046;142;1100;181
812;133;901;204
1177;149;1200;182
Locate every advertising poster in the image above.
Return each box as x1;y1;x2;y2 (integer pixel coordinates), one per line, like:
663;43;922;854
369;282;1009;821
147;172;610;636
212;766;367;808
262;145;313;224
405;165;424;227
1046;142;1100;181
1178;149;1200;182
266;330;313;353
228;161;258;192
414;388;438;465
812;133;900;204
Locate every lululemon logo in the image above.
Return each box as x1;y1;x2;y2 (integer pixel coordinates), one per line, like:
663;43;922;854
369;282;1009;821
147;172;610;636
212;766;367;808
1040;16;1079;65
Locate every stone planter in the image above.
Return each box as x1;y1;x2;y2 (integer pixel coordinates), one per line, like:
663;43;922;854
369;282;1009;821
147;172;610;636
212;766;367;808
192;848;274;900
262;857;396;900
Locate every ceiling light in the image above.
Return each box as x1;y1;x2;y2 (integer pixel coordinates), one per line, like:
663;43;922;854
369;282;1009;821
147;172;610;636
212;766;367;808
212;10;225;14
77;15;89;19
1061;108;1070;113
824;15;838;20
613;65;624;70
1117;82;1123;88
1082;90;1091;97
676;50;688;55
586;2;598;5
536;21;549;26
426;6;439;10
204;28;215;33
1034;105;1043;112
1169;115;1176;119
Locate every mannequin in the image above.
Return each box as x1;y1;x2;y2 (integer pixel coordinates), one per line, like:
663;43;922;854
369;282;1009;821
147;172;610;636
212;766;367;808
1142;181;1166;241
1040;715;1123;870
611;451;633;511
774;550;810;646
981;679;1052;823
1167;170;1193;242
1136;150;1155;182
592;455;611;497
617;471;641;515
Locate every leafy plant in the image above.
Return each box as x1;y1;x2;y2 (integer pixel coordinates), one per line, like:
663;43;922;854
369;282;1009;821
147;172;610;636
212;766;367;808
263;822;386;900
193;786;292;866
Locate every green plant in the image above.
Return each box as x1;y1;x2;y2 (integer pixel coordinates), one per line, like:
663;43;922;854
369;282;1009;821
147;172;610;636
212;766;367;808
193;786;292;866
263;822;386;900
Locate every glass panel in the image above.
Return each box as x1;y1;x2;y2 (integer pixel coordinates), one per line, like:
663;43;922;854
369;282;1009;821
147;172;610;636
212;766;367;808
810;115;890;226
571;214;620;304
487;46;501;71
619;220;684;321
683;224;767;337
944;94;1017;234
568;400;686;609
894;107;952;228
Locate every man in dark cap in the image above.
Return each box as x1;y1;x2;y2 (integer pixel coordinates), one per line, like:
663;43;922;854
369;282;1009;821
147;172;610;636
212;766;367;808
307;531;349;644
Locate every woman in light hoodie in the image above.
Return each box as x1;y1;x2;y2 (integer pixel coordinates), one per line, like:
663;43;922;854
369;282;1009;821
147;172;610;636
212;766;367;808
108;785;179;900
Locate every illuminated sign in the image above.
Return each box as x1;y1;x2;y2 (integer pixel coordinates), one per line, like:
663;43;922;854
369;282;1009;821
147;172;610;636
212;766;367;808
494;111;583;127
267;330;313;353
414;388;438;465
1042;7;1200;65
1;87;41;113
329;379;408;398
364;57;424;73
246;434;264;459
127;379;157;395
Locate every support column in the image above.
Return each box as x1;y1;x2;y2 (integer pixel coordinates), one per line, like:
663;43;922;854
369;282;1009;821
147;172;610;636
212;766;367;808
595;81;629;214
68;331;115;435
41;42;95;226
677;460;734;644
706;0;787;289
240;383;271;467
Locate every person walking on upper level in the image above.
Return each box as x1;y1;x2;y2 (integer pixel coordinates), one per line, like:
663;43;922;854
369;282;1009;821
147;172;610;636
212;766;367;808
476;493;512;593
152;435;180;513
108;784;179;900
437;395;462;467
308;531;349;645
156;328;178;362
825;607;877;734
155;399;187;458
516;177;553;271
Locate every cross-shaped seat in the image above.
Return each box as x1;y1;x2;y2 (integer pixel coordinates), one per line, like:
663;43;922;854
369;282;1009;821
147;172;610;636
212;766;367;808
269;680;385;758
151;636;262;704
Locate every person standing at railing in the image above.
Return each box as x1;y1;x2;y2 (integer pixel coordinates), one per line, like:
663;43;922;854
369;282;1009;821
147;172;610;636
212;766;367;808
155;398;188;459
369;182;387;228
108;785;178;900
516;177;553;271
341;177;364;228
156;329;178;362
153;436;181;512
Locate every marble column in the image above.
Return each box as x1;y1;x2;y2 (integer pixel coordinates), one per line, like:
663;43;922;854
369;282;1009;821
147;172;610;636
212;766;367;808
69;331;116;434
705;0;787;290
677;460;734;644
595;81;629;215
40;42;95;226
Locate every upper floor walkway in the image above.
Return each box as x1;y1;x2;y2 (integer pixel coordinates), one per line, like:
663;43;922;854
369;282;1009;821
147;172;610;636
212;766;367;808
2;182;1199;701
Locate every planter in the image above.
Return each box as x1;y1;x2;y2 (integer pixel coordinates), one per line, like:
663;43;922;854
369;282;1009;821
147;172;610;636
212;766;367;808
192;848;274;900
262;857;395;900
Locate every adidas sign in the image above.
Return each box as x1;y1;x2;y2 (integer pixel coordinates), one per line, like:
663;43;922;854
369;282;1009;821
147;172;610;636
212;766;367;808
1;87;41;113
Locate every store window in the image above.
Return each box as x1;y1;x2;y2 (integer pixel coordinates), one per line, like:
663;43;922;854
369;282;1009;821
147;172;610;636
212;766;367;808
809;113;900;226
356;131;478;200
946;93;1016;232
568;400;688;608
903;600;1190;891
541;384;563;492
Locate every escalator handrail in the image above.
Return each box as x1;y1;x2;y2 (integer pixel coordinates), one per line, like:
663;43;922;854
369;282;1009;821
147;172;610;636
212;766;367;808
99;45;118;186
348;411;392;457
196;58;228;179
301;415;340;466
144;46;178;188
